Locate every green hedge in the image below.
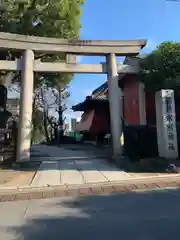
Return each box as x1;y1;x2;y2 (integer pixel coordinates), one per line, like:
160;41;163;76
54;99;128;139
66;131;83;141
123;125;158;161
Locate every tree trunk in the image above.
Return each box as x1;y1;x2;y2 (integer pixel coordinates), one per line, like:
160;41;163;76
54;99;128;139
47;117;54;141
43;109;49;142
31;98;36;145
58;86;64;143
40;88;50;143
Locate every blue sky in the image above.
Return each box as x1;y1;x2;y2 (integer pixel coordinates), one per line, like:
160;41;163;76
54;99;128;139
66;0;180;121
8;0;180;121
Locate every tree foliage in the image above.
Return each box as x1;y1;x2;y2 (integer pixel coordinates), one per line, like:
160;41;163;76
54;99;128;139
0;0;84;142
31;82;70;143
0;0;84;87
1;0;84;38
138;41;180;92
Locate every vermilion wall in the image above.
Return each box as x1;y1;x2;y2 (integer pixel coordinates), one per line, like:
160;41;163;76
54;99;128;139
79;74;160;135
90;109;109;133
123;75;140;125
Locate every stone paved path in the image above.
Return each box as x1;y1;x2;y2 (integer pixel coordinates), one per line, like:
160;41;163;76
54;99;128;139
1;188;180;239
30;158;131;187
0;144;179;189
27;144;180;188
30;144;110;160
29;144;131;187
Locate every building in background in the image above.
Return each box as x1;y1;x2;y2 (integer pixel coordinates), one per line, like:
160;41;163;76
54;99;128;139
71;56;152;143
72;87;109;142
76;121;80;130
64;123;70;132
71;118;77;132
6;98;19;116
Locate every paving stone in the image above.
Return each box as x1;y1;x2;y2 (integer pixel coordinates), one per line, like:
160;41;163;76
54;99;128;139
135;183;151;190
42;190;55;199
66;189;79;197
30;191;43;200
112;185;127;193
91;186;104;195
166;181;178;187
103;185;116;193
60;160;84;185
143;182;158;189
54;189;67;197
0;194;16;202
78;187;92;196
4;171;36;187
15;192;30;201
31;161;61;187
156;182;168;188
124;184;138;191
97;163;131;181
113;185;129;192
0;171;22;185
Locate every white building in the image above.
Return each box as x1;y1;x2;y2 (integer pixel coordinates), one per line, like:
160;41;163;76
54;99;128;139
6;98;19;116
71;118;77;131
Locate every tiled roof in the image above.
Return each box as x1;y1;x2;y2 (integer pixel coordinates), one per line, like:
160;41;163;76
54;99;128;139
93;94;108;100
92;82;108;98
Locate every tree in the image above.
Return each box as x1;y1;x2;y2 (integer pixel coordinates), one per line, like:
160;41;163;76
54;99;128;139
31;83;70;142
55;85;70;141
0;0;84;37
138;41;180;92
0;0;84;142
0;0;84;85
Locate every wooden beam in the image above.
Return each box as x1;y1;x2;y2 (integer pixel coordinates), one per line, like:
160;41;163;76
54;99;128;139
34;62;106;74
0;60;21;71
0;32;147;56
34;61;138;73
0;60;139;73
0;60;138;73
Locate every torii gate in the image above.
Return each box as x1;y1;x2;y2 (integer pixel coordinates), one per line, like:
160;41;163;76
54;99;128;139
0;32;146;162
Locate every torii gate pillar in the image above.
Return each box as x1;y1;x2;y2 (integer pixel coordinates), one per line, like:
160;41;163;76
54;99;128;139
107;53;122;159
16;50;34;162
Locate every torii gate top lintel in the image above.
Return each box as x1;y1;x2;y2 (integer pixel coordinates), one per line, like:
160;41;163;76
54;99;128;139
0;32;147;56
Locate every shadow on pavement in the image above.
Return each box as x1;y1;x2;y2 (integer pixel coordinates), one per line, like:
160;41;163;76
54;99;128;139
8;187;180;240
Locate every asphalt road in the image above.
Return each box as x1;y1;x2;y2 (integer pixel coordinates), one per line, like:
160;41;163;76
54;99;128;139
1;188;180;239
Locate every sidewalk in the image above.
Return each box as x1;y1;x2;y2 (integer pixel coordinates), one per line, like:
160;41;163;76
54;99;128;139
0;157;179;189
0;157;132;188
0;144;180;201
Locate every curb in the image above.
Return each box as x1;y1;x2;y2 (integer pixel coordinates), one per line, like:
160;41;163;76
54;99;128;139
30;155;110;161
0;177;180;202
